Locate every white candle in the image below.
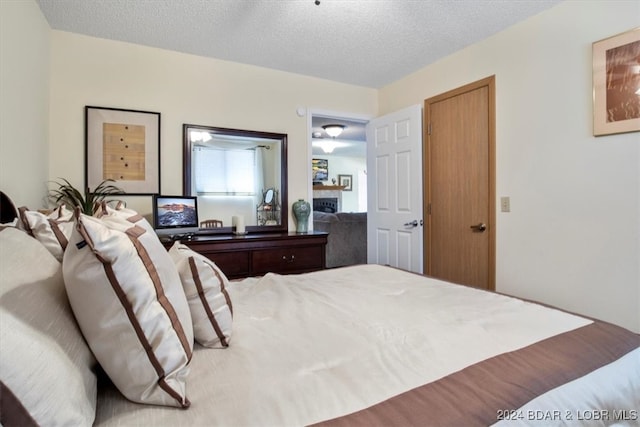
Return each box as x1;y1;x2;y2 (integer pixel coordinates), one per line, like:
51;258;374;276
233;215;245;234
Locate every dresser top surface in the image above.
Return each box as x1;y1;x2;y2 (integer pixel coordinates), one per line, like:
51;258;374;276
161;231;328;244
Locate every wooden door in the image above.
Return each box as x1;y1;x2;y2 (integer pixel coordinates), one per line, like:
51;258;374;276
424;76;495;290
367;105;423;273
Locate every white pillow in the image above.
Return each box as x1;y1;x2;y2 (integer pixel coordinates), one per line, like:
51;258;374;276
18;205;74;262
0;227;97;425
95;201;154;233
63;211;194;408
169;242;234;348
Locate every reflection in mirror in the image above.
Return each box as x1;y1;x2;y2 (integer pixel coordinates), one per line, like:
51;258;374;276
257;187;279;226
264;188;274;204
183;125;288;234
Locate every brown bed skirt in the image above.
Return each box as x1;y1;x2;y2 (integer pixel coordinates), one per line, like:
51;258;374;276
313;321;640;427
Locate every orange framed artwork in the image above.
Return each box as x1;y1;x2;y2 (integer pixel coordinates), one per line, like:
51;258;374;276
592;27;640;136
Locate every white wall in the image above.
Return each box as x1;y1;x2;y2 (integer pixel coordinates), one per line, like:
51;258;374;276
0;0;50;208
379;0;640;332
47;31;377;229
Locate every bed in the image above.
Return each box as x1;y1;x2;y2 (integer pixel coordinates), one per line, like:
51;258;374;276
1;194;639;426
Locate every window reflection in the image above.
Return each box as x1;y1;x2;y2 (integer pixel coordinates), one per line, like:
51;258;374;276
194;147;256;195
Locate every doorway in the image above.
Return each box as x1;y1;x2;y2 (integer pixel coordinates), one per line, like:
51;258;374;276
309;106;422;275
424;76;496;290
309;113;369;214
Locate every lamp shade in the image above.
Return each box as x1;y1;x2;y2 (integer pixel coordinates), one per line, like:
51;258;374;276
322;124;345;138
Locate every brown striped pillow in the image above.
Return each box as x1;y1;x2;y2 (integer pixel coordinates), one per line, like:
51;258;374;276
18;205;74;261
62;210;194;408
169;241;233;348
95;201;153;233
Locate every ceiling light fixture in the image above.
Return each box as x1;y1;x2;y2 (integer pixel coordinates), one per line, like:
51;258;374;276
190;130;212;142
319;140;337;154
322;124;345;138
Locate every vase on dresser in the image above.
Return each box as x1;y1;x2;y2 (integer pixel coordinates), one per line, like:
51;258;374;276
292;199;311;233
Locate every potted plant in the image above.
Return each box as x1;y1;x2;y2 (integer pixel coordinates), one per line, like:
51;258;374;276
48;178;124;214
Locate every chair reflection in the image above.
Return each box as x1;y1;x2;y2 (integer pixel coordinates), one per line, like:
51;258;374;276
200;219;223;229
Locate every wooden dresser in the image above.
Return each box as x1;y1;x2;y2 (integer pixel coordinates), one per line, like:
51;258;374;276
163;232;328;279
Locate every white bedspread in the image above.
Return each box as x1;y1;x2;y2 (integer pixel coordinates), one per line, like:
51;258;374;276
95;264;592;426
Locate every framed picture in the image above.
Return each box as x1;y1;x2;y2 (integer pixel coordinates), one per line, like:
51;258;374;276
312;158;328;181
592;28;640;136
338;174;353;191
85;106;161;195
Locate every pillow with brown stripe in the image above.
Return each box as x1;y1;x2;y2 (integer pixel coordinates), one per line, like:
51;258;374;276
95;201;154;233
18;205;74;262
62;210;194;408
169;241;233;348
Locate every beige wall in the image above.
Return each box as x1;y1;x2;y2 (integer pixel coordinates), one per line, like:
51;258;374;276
2;0;638;332
0;0;50;208
47;31;377;228
379;0;640;332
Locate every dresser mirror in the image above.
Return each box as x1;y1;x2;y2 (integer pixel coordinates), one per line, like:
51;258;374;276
183;124;288;234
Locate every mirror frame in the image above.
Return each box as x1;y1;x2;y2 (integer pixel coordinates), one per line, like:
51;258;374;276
183;124;288;235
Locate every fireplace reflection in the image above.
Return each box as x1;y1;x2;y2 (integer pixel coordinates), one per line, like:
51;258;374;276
313;198;338;213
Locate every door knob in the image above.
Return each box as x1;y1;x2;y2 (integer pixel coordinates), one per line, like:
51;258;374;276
470;223;487;232
404;220;419;228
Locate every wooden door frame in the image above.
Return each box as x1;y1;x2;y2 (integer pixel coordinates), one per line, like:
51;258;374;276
423;75;496;290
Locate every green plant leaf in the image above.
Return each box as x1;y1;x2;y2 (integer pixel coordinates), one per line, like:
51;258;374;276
48;178;124;214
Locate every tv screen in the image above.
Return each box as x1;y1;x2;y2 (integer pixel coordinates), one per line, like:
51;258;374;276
153;195;199;237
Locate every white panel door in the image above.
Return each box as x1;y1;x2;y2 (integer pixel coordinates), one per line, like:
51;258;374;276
366;105;423;273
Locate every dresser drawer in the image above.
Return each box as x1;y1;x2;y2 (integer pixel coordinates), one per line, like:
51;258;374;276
202;251;250;278
164;232;327;279
252;246;323;274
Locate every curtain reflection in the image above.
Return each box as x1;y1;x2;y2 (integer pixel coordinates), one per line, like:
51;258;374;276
254;146;265;208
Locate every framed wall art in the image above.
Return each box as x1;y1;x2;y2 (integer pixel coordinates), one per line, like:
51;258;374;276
592;27;640;136
85;106;161;194
338;174;353;191
312;158;328;181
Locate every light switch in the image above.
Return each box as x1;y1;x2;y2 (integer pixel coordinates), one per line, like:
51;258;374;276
500;196;511;213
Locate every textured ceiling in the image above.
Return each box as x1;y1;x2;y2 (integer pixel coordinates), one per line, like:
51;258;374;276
36;0;562;89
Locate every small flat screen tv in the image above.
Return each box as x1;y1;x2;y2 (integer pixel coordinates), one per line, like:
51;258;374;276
153;195;200;238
